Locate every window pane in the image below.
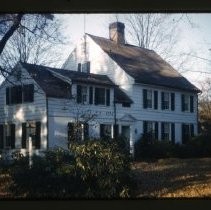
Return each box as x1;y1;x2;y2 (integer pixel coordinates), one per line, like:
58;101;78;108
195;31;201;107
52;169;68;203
95;88;105;105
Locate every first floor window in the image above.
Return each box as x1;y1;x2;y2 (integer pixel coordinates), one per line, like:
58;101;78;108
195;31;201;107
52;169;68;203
22;121;41;149
162;123;170;140
100;124;112;138
143;121;158;140
0;124;15;149
67;122;89;143
182;124;194;144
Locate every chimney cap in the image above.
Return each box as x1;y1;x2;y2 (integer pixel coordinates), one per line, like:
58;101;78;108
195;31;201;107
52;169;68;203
109;22;125;30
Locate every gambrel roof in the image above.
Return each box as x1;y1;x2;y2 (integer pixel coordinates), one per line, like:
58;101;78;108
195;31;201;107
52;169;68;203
87;34;200;93
20;62;133;103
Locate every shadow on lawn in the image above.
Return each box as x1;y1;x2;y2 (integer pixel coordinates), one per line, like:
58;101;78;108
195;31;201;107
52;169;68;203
132;158;211;198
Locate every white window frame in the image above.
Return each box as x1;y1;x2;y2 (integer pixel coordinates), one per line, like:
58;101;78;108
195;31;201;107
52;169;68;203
163;92;170;110
146;90;153;108
163;122;171;141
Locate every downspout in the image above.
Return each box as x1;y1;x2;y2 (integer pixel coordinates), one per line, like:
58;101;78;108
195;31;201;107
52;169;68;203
46;97;49;149
113;99;117;139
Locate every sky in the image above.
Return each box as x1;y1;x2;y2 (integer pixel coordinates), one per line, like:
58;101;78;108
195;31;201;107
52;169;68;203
55;13;211;90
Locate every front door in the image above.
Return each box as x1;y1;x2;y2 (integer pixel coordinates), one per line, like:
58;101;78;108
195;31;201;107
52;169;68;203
121;125;130;140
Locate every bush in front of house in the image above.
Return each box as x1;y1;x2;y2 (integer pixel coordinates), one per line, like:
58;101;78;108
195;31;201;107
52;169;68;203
9;140;132;198
134;133;211;159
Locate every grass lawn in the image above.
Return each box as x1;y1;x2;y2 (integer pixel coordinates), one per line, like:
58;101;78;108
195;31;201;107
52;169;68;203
132;158;211;198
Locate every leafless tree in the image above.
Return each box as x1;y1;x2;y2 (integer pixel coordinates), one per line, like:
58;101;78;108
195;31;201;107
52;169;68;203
107;13;199;73
0;14;66;79
198;78;211;135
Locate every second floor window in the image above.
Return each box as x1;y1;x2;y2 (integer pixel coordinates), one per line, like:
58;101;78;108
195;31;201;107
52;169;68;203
161;92;170;110
95;87;110;106
6;84;34;105
181;94;194;112
143;89;158;109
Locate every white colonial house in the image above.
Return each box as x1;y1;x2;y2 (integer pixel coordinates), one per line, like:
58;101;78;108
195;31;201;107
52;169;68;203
0;22;200;155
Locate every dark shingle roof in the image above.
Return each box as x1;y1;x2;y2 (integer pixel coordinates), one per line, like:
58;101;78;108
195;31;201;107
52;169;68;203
87;34;200;93
20;62;133;103
21;62;71;98
114;87;133;104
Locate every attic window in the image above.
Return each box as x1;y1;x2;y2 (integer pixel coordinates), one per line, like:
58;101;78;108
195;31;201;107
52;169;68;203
78;62;90;73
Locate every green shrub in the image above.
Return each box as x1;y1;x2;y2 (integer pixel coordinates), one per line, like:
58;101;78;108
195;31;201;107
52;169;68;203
10;140;132;198
135;134;211;159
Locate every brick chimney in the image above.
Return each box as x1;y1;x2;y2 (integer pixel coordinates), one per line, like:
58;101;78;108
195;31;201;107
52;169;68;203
109;22;125;45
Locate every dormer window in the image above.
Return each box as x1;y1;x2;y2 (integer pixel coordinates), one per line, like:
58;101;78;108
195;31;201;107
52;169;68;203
77;62;90;73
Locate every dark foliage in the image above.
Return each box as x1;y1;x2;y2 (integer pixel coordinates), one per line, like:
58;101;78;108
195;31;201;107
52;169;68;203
9;140;132;198
134;134;211;160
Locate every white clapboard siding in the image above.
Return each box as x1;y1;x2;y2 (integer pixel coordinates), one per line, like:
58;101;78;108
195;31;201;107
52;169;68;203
0;64;48;151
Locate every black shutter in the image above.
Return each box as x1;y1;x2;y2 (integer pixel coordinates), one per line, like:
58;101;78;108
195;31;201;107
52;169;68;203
155;122;158;140
22;123;26;148
171;123;175;144
23;84;34;103
114;124;119;139
95;88;98;105
10;124;15;149
161;92;164;110
181;124;185;144
68;122;74;142
16;86;22;104
0;125;4;149
154;91;158;109
143;121;147;134
161;122;165;140
171;93;175;111
89;87;93;104
190;96;194;113
100;124;104;138
6;87;9;105
84;123;89;139
11;86;16;104
106;89;110;106
35;122;41;149
77;63;81;72
181;94;185;111
190;124;194;137
143;89;147;108
77;85;82;103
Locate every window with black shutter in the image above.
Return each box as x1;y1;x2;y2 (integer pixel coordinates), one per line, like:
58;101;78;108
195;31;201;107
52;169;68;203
161;122;165;140
84;123;89;139
10;124;15;149
6;87;9;105
23;84;34;103
77;85;82;103
0;125;4;149
100;124;111;138
143;89;147;108
161;92;165;110
154;91;158;109
35;122;41;149
22;123;27;149
171;123;175;144
155;122;158;140
143;121;147;135
190;96;194;112
182;123;193;144
67;122;74;143
181;94;185;111
106;89;110;106
171;93;175;111
190;124;194;137
95;88;105;105
114;124;119;138
89;87;93;104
